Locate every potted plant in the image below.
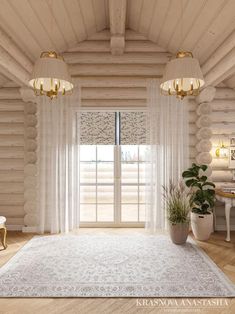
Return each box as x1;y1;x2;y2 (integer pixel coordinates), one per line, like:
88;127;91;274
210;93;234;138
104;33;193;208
163;181;192;245
182;163;215;241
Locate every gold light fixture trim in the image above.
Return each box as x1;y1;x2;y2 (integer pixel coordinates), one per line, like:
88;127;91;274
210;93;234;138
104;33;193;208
29;51;73;99
215;143;228;158
160;51;205;99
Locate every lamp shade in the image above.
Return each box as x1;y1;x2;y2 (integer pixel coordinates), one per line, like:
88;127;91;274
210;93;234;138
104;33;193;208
29;51;73;98
160;52;205;99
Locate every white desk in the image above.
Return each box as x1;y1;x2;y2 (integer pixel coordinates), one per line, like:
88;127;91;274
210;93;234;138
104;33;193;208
215;189;235;242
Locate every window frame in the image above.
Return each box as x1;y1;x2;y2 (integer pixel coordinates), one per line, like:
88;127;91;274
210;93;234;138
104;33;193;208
77;108;147;228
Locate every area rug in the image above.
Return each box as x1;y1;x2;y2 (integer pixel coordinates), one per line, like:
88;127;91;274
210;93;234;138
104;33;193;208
0;234;234;297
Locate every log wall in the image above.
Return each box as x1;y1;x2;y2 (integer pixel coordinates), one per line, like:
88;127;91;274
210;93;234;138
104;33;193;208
211;88;235;230
0;91;25;229
189;88;235;230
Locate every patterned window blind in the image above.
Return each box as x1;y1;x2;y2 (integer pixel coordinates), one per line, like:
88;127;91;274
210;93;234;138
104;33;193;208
120;112;147;145
80;112;115;145
80;111;147;145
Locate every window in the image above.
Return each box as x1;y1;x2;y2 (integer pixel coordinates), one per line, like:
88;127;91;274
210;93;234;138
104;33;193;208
79;111;148;226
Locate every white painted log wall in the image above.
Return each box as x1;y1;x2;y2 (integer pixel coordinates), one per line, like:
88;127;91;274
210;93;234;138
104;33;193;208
0;95;25;229
210;88;235;230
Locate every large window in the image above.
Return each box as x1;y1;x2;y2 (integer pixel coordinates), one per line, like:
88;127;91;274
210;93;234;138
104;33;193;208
79;111;147;226
80;145;147;225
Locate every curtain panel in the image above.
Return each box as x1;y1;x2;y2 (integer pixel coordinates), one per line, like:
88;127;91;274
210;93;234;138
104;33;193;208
37;88;80;233
145;79;189;232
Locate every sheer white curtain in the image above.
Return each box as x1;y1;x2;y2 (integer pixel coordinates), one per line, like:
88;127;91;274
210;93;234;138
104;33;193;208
145;79;189;232
37;88;80;233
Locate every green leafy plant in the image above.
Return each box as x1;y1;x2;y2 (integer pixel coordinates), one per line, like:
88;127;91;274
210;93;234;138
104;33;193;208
163;181;192;224
182;163;215;215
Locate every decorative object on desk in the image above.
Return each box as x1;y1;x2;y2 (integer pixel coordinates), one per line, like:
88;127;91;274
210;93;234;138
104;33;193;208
215;142;228;158
163;181;192;245
230;137;235;147
0;216;7;250
182;163;215;241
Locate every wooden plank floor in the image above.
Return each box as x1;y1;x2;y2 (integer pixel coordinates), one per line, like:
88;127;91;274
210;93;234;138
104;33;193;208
0;229;234;314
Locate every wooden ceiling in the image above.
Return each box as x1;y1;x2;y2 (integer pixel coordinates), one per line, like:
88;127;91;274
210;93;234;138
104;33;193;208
0;0;234;88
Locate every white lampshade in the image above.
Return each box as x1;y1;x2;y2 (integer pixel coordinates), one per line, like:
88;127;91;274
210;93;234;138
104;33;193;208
160;51;205;99
29;51;73;98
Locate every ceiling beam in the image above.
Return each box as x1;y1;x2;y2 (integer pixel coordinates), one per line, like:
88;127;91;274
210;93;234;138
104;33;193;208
109;0;127;55
0;27;33;73
202;30;235;75
81;87;146;99
69;64;164;77
0;27;32;86
67;40;167;53
74;77;148;87
86;29;147;41
202;30;235;87
224;74;235;89
63;52;170;64
0;46;30;86
204;48;235;86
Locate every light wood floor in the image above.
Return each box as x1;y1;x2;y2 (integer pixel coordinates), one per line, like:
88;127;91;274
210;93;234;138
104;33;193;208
0;229;234;314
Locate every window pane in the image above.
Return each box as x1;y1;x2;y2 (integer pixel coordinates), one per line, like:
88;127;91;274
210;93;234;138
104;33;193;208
121;145;138;161
121;163;138;184
121;204;138;222
80;186;96;203
139;204;146;222
97;145;114;161
97;162;114;183
139;145;148;161
97;186;114;203
139;186;146;203
122;185;138;203
80;204;96;222
97;204;114;222
80;162;96;184
139;163;146;184
80;145;96;161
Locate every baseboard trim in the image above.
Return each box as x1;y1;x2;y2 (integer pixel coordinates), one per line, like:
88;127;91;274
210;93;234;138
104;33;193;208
215;225;235;231
6;225;23;231
12;225;235;233
22;226;38;233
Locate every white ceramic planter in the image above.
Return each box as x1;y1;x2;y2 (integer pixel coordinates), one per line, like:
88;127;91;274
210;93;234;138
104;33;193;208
191;212;213;241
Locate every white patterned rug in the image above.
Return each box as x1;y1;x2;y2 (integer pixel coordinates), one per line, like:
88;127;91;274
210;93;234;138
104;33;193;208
0;234;234;297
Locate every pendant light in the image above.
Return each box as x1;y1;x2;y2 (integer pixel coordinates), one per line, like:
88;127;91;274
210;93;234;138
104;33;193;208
29;51;73;99
28;0;73;99
160;1;205;99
